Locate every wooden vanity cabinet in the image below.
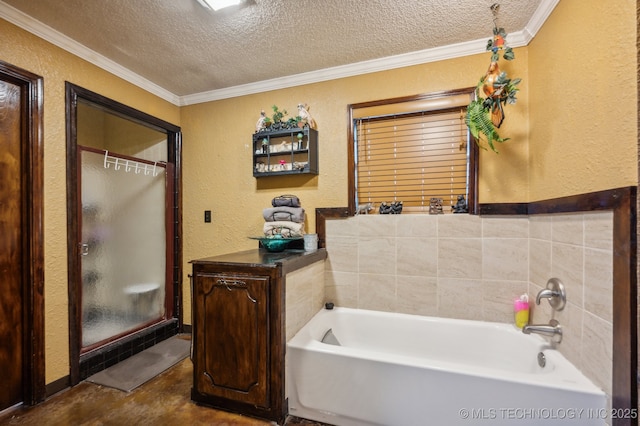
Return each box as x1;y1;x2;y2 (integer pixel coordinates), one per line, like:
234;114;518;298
190;249;326;424
193;272;273;405
191;262;284;422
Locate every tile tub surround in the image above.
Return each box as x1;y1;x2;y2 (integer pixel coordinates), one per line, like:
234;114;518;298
323;211;614;404
324;214;532;322
529;213;614;398
286;260;326;342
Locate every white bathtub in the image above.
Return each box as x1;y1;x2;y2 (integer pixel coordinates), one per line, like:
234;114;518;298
287;307;606;426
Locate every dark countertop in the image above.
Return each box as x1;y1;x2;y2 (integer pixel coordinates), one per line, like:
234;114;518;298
190;248;327;275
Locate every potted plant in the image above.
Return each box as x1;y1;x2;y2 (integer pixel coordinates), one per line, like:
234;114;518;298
466;26;521;153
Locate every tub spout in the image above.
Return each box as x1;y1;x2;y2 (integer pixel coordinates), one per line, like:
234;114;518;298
522;319;562;343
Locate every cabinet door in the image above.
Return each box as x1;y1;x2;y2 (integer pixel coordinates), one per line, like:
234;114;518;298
194;273;269;407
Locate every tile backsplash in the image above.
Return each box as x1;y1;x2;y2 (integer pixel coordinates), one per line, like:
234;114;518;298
285;260;325;342
323;211;614;399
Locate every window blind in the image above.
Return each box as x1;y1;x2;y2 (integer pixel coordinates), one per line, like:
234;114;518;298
355;108;469;212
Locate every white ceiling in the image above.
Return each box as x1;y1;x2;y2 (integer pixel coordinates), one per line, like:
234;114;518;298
0;0;557;105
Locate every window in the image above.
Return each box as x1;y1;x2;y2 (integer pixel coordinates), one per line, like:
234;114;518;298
348;89;478;214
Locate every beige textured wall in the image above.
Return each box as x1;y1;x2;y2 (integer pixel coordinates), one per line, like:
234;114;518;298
180;1;637;325
78;103;167;158
181;0;638;323
0;20;180;382
527;0;637;200
181;53;530;323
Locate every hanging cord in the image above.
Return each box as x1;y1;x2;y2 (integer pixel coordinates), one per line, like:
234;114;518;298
459;109;467;151
490;3;500;29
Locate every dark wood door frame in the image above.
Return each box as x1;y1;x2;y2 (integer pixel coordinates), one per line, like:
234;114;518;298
0;60;45;405
65;82;182;385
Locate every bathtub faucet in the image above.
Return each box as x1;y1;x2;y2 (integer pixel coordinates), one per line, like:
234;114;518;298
522;319;563;343
535;278;566;311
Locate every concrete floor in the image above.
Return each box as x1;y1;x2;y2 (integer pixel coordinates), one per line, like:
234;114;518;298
0;358;326;426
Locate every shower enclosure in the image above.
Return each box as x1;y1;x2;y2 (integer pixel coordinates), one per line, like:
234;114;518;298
66;83;182;384
80;148;167;348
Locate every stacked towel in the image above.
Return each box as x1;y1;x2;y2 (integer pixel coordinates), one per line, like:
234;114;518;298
260;195;305;239
262;206;305;223
263;221;304;238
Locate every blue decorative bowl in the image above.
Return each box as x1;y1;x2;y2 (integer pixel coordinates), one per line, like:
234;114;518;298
250;236;302;252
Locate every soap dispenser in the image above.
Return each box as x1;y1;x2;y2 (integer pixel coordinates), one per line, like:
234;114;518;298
514;294;529;329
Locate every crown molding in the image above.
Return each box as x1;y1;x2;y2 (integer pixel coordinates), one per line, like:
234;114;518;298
180;37;490;105
181;30;527;106
525;0;560;41
0;1;180;105
1;0;558;107
180;0;559;105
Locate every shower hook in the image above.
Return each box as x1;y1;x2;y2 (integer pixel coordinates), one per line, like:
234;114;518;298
102;150;119;170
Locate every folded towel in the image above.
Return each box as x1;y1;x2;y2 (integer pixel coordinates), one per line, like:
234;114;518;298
263;221;304;238
262;207;305;223
272;194;300;207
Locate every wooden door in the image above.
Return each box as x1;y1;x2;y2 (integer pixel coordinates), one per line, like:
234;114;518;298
0;61;44;410
0;75;24;411
194;272;269;407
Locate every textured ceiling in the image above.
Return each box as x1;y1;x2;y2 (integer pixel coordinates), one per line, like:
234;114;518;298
2;0;546;100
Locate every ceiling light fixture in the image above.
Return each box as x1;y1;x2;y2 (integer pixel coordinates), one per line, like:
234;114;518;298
197;0;242;11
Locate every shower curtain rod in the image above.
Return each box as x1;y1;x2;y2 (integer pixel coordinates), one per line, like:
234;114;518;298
103;150;163;177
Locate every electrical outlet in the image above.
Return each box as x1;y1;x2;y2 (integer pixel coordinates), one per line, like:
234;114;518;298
204;210;211;223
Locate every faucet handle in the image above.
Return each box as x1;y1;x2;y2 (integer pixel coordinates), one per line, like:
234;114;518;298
536;278;566;311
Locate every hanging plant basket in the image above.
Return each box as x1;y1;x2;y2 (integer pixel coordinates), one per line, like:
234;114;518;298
466;26;521;153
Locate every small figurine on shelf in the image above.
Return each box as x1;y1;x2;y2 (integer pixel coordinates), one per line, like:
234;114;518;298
429;198;444;215
356;202;374;215
379;201;403;214
261;138;268;153
256;110;268;133
293;161;307;171
452;195;469;213
297;103;316;129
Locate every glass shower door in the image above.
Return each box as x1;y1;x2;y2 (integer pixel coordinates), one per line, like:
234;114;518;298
80;147;167;348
